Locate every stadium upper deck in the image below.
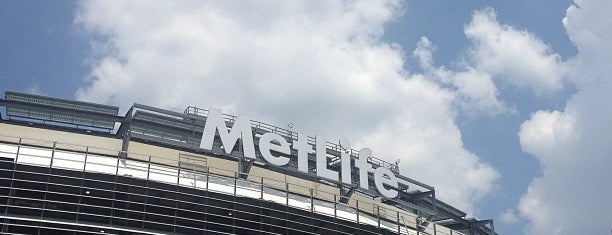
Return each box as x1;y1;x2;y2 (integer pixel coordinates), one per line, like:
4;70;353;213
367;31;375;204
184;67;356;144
0;91;496;235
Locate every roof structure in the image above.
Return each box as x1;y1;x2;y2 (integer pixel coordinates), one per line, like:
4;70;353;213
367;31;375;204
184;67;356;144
0;91;497;235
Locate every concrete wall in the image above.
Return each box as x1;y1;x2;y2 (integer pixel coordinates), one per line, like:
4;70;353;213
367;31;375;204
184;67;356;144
0;123;121;156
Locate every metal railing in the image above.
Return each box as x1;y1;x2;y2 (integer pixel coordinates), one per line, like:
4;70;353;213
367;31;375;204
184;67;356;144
0;135;461;235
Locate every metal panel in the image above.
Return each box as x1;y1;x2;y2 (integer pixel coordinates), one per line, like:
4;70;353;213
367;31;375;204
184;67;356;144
5;91;118;115
3;91;119;131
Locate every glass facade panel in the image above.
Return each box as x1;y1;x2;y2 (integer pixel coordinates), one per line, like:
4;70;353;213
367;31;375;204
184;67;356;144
0;92;495;234
0;137;472;235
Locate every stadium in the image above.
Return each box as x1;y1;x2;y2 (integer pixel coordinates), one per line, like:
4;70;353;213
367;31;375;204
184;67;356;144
0;91;496;235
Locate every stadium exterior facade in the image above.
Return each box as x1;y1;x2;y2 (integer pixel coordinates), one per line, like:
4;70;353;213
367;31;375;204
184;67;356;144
0;91;496;235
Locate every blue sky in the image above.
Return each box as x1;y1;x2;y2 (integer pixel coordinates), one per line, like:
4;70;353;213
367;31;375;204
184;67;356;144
2;1;610;235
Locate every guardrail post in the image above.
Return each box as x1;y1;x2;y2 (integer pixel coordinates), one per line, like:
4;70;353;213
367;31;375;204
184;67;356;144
260;177;264;199
434;223;437;235
234;172;237;196
397;211;400;234
356;200;360;224
334;194;337;219
176;164;181;186
146;156;151;181
82;147;88;172
377;205;380;228
205;166;209;190
285;181;289;206
310;188;314;212
416;216;420;235
115;150;120;177
50;141;56;168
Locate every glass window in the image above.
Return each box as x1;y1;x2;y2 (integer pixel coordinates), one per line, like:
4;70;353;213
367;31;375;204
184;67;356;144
0;143;18;159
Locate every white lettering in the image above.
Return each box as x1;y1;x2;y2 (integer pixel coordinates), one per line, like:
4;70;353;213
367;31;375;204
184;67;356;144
200;108;401;199
316;136;338;181
355;148;374;190
259;132;290;166
341;150;351;185
293;134;311;173
200;109;256;159
374;167;399;198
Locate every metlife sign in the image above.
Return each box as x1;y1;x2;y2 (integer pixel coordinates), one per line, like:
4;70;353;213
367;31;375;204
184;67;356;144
199;109;399;199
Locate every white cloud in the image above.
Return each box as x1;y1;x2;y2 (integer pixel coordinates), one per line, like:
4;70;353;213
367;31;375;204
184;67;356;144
411;5;575;118
518;0;612;234
74;0;498;214
409;8;569;119
519;110;578;162
70;1;612;234
499;208;519;225
25;84;42;95
465;8;568;95
413;35;512;117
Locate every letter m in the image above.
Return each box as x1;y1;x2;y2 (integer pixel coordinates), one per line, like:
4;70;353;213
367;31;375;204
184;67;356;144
200;108;256;159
